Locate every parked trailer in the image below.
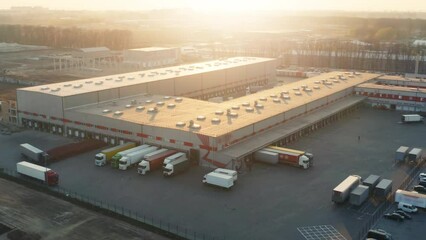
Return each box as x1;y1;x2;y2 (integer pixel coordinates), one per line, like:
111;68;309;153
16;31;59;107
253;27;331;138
332;175;361;203
20;143;49;165
395;146;409;162
47;139;107;163
163;157;190;177
374;179;393;200
110;144;150;168
95;142;136;166
395;189;426;208
363;175;381;195
258;146;313;169
214;168;238;181
118;146;158;170
138;149;177;175
349;185;369;206
162;152;187;167
16;161;59;186
203;172;234;189
401;114;424;123
254;150;279;164
408;148;423;162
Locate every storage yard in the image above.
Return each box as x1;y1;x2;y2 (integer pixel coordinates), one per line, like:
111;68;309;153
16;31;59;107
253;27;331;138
1;106;425;239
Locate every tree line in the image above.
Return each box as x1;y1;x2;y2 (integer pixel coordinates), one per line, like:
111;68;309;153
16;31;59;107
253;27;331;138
0;25;132;50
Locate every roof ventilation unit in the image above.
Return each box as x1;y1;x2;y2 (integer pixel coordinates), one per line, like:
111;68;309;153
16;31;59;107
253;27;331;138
294;91;302;96
127;77;135;80
282;94;290;100
255;103;264;109
304;88;312;92
73;84;83;88
211;118;221;124
232;105;240;110
156;101;164;106
167;103;176;108
273;99;281;103
147;107;158;113
215;110;224;115
118;76;125;79
163;96;171;100
85;80;93;84
131;99;137;105
242;102;250;107
259;97;267;101
176;121;186;127
313;85;320;90
40;87;50;91
50;88;61;92
105;78;113;81
113;111;123;116
333;79;340;83
229;112;238;118
245;107;254;112
95;81;103;85
125;104;133;108
64;84;72;87
292;87;299;91
197;115;206;121
281;90;289;94
314;81;321;84
270;94;277;98
139;73;145;77
145;100;153;104
175;97;183;102
115;79;122;82
102;109;111;113
136;106;145;111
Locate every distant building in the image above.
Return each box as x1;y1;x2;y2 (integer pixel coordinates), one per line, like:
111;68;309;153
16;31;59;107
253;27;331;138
413;40;426;46
123;47;180;69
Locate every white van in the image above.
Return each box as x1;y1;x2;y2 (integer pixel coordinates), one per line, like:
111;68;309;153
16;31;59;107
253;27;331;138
214;168;238;181
398;202;418;213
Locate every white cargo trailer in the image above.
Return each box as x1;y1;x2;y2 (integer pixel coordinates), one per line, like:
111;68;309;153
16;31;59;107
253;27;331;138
203;172;234;189
395;189;426;208
401;114;424;123
118;146;158;170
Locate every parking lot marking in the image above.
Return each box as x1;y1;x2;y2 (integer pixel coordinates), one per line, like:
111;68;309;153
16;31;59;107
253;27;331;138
297;225;347;240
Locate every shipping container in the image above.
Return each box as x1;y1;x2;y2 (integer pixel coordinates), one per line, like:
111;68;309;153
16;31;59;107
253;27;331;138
374;179;392;200
363;175;381;195
395;146;409;162
408;148;423;162
349;185;369;206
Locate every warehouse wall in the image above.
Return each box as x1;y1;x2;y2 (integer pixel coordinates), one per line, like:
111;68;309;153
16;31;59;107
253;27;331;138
17;90;64;119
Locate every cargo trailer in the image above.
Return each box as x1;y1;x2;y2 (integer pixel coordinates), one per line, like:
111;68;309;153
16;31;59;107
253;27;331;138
257;146;313;169
20;143;49;165
363;175;381;195
95;142;136;166
408;148;423;162
254;150;279;164
138;149;177;175
395;146;409;162
395;189;426;208
162;152;187;167
163;157;190;177
110;144;150;168
17;161;58;186
374;179;392;200
203;172;234;189
332;175;361;203
47;139;107;163
401;114;424;123
214;168;238;181
349;185;369;206
119;146;158;170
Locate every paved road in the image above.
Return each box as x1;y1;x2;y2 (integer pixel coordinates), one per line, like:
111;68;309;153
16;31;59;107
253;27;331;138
1;106;425;240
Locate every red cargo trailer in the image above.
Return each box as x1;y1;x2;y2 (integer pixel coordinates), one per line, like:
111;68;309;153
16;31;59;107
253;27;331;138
137;150;177;175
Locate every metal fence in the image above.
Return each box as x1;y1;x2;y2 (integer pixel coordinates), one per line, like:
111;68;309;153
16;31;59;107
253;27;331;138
355;159;426;240
0;168;223;240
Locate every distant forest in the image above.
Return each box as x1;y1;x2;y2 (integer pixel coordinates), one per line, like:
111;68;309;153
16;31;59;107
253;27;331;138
0;25;132;50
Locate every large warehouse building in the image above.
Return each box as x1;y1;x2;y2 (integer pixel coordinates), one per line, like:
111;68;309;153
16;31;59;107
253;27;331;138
19;57;423;168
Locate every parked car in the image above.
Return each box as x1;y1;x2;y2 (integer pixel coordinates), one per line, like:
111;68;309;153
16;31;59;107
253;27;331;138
394;210;411;219
367;229;392;240
418;180;426;187
419;173;426;181
398;202;418;213
413;185;426;194
384;213;404;222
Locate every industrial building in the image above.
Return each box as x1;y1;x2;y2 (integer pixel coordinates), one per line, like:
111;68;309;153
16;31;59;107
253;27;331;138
17;56;424;169
123;47;180;69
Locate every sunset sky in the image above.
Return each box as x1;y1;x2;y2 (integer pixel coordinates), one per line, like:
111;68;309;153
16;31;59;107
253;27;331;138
1;0;426;12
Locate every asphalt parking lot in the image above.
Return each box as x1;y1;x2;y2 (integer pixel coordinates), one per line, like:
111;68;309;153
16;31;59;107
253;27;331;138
1;106;425;240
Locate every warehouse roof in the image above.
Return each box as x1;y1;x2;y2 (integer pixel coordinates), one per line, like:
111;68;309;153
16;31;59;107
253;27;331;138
376;75;426;83
69;72;380;137
127;47;175;52
18;57;274;97
357;83;426;93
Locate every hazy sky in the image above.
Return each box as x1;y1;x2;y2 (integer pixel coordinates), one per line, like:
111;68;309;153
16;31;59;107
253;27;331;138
2;0;426;12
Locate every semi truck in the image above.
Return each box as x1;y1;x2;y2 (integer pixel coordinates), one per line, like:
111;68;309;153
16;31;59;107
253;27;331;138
332;175;362;203
163;157;190;177
254;150;279;164
110;144;150;168
401;114;424;123
349;185;369;206
408;148;423;162
395;189;426;208
395;146;409;162
95;142;136;166
203;172;234;189
214;168;238;181
374;179;392;200
20;143;49;165
118;146;158;170
16;161;59;186
162;152;187;167
138;149;177;175
256;146;313;169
